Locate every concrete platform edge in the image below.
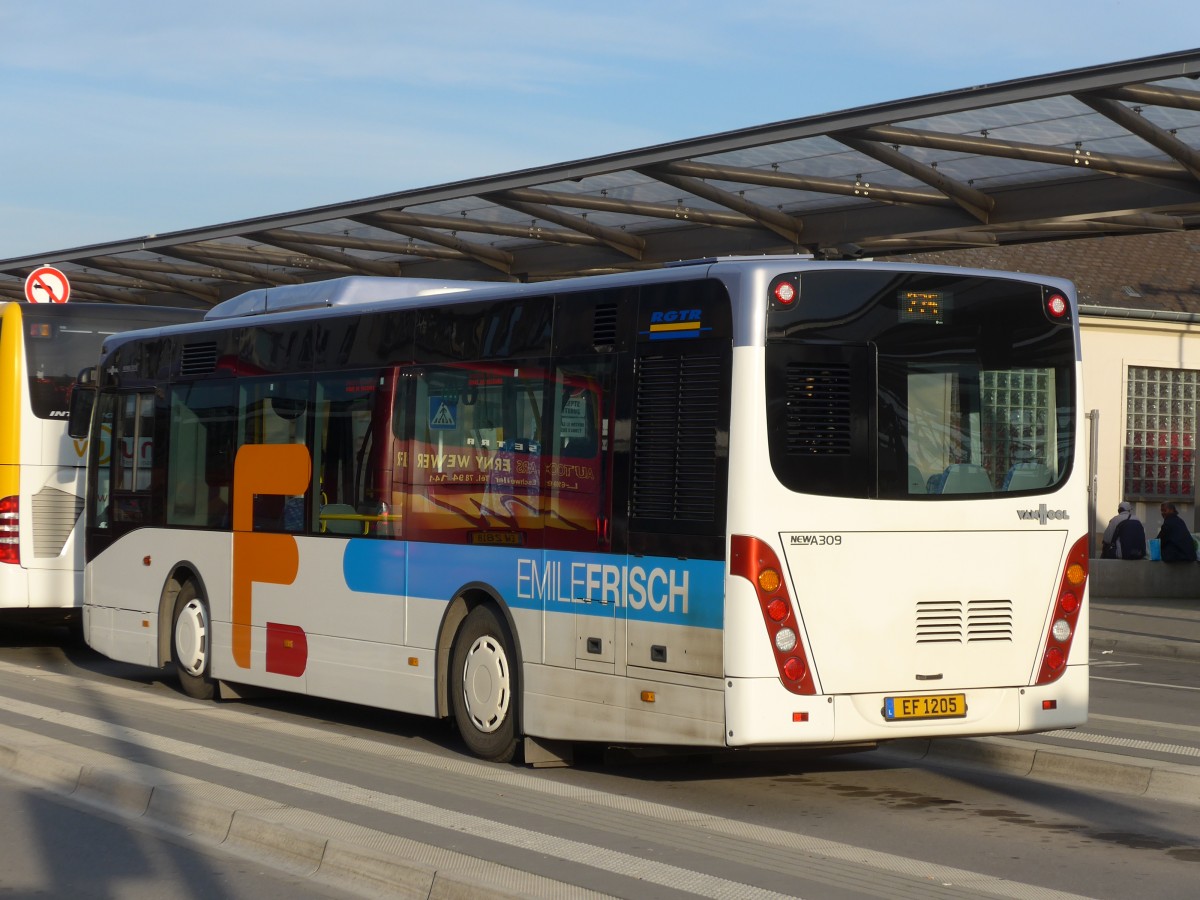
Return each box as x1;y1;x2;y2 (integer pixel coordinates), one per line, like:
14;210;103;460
0;739;555;900
887;735;1200;807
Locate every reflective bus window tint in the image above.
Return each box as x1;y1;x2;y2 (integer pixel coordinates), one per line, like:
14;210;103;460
405;364;546;547
313;371;392;537
545;360;614;552
108;392;156;525
166;382;238;528
239;377;311;532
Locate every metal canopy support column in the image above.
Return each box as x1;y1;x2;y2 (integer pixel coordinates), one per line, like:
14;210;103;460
78;258;221;304
1100;83;1200;112
157;246;304;286
249;230;402;277
169;240;362;274
849;124;1195;182
1075;93;1200;183
80;254;262;287
652;158;954;207
495;186;763;229
366;209;604;247
52;271;174;304
482;195;645;260
635;165;803;245
342;218;513;276
834;133;995;223
859;231;999;251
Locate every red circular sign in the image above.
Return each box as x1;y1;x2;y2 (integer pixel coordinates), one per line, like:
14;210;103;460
24;266;71;304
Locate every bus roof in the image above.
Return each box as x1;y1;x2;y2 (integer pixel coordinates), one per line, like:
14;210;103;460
205;276;494;321
201;258;1076;326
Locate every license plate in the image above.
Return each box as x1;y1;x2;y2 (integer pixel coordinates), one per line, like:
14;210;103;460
883;693;966;721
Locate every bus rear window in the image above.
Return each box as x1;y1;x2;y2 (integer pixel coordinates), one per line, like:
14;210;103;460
765;271;1076;499
23;307;201;420
24;317;119;419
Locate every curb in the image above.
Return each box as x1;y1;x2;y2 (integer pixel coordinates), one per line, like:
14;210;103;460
887;736;1200;807
1089;633;1200;662
0;742;553;900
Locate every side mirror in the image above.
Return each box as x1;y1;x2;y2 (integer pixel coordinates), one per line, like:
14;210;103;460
67;372;97;440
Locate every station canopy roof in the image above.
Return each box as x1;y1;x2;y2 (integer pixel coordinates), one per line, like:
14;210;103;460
3;49;1200;308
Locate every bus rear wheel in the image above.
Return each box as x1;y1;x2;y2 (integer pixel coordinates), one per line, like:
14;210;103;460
172;581;214;700
451;605;518;763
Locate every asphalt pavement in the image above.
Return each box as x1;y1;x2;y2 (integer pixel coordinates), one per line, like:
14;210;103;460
1090;595;1200;661
0;596;1197;898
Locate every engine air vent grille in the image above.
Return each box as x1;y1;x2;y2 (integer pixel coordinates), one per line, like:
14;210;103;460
32;488;84;558
180;342;218;376
916;599;1013;643
786;362;851;455
631;354;721;522
593;303;618;348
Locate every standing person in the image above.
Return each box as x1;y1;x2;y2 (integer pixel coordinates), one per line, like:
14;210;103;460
1157;502;1197;562
1103;501;1146;559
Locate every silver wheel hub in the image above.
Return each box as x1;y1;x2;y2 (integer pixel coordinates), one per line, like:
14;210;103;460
175;598;209;676
461;634;510;733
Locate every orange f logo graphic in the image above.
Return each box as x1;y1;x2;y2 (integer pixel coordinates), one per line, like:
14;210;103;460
231;444;310;669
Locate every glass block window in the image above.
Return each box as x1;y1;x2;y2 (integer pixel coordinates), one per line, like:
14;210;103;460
1124;366;1197;501
981;369;1054;482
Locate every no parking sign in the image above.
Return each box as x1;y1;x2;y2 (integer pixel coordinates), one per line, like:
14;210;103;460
24;265;71;304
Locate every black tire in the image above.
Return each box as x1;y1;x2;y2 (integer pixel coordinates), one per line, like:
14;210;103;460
171;580;214;700
450;605;518;762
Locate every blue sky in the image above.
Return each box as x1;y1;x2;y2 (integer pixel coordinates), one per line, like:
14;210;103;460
2;1;1197;260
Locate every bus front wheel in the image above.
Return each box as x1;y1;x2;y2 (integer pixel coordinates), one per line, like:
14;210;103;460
172;581;214;701
451;605;518;763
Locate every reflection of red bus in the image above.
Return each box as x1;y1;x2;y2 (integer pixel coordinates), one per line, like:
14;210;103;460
319;363;609;551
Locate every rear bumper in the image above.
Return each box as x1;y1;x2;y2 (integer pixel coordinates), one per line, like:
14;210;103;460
725;663;1088;746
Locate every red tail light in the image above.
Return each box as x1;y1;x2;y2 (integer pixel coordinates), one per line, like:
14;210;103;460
730;535;816;694
1035;535;1088;684
0;496;19;565
1046;293;1069;318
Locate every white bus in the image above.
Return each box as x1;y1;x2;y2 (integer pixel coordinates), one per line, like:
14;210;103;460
75;259;1089;762
0;301;200;628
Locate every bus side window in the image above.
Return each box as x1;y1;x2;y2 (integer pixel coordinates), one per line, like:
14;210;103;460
107;392;158;526
93;392;116;529
405;364;547;547
312;371;390;537
545;360;614;552
166;381;238;529
239;377;311;532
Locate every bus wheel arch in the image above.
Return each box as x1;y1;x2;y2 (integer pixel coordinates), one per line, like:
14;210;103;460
156;565;200;667
440;586;522;763
160;567;214;701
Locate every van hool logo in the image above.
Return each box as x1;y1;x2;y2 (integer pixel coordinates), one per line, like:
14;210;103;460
1017;504;1069;525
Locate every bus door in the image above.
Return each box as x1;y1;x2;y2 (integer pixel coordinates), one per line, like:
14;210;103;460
542;361;618;673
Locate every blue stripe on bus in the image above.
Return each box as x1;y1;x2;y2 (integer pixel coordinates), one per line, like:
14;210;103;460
342;541;725;629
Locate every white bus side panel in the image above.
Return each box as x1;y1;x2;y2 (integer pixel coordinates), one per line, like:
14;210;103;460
523;662;725;746
85;529;232;666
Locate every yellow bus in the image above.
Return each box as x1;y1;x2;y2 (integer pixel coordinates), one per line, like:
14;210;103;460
0;300;200;628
